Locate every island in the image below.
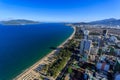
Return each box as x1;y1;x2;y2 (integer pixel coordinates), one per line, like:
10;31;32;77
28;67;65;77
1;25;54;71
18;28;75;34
0;19;40;25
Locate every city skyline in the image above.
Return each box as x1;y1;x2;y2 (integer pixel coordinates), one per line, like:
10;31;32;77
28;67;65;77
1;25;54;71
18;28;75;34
0;0;120;22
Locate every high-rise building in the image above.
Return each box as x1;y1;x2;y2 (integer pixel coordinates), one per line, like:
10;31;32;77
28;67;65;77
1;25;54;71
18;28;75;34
83;30;89;39
103;30;108;37
80;39;92;54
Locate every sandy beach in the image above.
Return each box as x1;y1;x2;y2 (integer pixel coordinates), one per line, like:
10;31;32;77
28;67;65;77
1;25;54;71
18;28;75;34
14;25;76;80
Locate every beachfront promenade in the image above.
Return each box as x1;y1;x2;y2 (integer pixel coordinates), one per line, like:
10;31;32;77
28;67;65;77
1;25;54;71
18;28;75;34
14;25;76;80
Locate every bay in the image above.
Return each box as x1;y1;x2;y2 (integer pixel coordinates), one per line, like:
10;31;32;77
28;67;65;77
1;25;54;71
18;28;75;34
0;23;73;80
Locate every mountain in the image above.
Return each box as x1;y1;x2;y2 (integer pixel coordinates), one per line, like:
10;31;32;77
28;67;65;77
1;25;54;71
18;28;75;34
0;19;40;25
73;18;120;26
89;18;120;26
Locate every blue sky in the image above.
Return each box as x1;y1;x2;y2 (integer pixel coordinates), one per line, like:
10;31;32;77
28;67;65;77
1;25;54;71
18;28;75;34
0;0;120;22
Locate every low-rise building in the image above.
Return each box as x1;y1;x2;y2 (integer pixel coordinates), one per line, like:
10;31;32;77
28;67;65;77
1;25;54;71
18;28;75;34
115;49;120;56
117;42;120;48
109;35;117;44
90;47;99;55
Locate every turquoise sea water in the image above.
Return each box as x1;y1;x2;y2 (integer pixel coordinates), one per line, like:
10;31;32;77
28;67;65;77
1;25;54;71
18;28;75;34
0;23;73;80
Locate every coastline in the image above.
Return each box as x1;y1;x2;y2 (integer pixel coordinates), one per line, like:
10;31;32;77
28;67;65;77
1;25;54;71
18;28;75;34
14;25;76;80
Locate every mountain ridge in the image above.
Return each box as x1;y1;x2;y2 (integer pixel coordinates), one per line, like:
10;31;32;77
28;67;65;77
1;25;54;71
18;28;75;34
73;18;120;26
0;19;40;25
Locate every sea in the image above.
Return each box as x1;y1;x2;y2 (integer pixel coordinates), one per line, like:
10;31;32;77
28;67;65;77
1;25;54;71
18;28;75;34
0;23;73;80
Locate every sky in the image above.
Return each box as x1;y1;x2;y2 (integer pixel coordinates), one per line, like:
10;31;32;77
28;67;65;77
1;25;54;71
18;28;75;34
0;0;120;22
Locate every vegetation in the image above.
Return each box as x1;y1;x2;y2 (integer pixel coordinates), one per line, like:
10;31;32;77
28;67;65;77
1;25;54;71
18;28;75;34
40;76;44;80
109;46;115;56
68;67;72;73
46;48;71;77
98;48;102;56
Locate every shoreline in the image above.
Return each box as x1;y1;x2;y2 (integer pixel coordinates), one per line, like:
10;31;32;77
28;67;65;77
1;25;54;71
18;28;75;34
14;25;76;80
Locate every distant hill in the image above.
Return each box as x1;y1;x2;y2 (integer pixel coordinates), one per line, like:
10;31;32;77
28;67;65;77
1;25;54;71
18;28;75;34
72;22;89;25
0;19;40;25
89;18;120;26
73;18;120;26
